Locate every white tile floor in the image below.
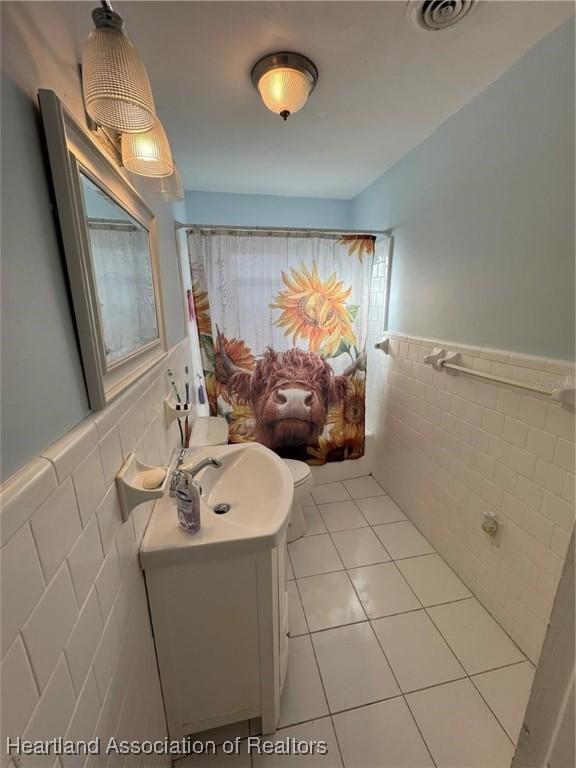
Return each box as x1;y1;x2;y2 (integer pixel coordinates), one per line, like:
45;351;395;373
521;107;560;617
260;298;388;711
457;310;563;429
179;477;535;768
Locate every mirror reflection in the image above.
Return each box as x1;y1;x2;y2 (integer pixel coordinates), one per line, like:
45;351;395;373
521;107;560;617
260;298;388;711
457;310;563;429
80;173;159;366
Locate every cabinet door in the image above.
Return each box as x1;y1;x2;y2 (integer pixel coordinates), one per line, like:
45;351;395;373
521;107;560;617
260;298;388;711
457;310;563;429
146;557;261;739
277;532;289;690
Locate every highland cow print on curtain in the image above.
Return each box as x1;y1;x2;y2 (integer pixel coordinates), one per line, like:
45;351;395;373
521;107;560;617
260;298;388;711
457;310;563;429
188;229;374;464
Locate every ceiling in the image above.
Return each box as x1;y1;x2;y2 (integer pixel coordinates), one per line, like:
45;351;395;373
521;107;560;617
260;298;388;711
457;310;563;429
73;1;573;198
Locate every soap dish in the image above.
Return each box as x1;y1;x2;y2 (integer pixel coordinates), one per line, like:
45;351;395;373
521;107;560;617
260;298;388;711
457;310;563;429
116;453;170;522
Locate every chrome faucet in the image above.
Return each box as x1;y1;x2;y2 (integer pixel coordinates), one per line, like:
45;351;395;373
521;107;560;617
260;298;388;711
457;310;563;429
170;454;221;497
186;457;222;478
184;457;222;497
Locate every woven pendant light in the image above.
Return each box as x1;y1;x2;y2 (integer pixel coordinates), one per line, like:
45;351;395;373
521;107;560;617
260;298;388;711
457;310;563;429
122;118;174;177
160;165;184;202
82;4;156;133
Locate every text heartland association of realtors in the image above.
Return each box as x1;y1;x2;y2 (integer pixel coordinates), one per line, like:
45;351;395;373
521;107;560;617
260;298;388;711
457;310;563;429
6;737;329;757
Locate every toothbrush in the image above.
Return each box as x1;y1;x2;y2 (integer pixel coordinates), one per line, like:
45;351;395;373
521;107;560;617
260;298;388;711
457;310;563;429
184;365;191;406
183;366;191;448
197;374;206;405
167;369;182;405
167;369;184;447
184;417;190;448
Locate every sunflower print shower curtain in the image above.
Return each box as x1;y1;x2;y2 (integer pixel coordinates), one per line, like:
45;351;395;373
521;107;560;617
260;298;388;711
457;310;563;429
188;229;374;464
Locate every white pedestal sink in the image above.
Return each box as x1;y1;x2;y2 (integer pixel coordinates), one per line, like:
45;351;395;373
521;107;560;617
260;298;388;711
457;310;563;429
141;443;293;567
140;443;294;740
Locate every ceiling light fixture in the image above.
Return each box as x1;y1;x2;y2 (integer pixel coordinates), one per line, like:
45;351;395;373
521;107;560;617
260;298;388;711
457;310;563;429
82;0;156;133
251;52;318;121
121;118;174;177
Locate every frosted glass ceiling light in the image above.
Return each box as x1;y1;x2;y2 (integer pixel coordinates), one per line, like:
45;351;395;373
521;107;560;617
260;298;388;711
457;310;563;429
122;118;174;177
82;1;156;133
251;52;318;121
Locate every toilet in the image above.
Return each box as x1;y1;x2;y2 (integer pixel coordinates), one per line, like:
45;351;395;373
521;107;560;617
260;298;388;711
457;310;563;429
283;459;312;542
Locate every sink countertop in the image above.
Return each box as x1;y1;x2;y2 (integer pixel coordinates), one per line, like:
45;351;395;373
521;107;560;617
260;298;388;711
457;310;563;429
139;443;293;569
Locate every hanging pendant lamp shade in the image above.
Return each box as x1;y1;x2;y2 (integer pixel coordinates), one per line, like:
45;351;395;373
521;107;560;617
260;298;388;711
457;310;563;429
122;118;174;177
82;6;156;133
251;52;318;120
160;165;184;202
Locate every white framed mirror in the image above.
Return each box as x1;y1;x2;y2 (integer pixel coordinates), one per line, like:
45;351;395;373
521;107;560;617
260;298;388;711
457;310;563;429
38;89;166;409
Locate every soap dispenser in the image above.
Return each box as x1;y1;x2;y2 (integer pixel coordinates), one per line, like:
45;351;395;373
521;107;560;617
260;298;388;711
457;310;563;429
175;472;202;533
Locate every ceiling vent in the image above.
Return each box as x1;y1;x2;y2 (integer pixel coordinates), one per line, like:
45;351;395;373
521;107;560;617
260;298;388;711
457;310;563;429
408;0;476;31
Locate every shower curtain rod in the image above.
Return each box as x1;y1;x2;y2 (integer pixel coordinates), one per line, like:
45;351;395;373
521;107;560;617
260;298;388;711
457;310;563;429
176;223;391;238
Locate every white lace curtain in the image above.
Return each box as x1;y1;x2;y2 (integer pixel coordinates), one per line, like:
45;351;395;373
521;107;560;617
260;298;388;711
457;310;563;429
88;225;158;363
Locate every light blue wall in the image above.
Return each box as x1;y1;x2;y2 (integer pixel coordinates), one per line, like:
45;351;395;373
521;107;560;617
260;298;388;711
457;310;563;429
353;18;575;360
1;2;186;481
186;190;353;230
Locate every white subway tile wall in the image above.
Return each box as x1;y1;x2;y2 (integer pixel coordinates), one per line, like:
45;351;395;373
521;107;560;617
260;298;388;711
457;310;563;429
366;335;574;661
366;242;575;662
0;340;190;767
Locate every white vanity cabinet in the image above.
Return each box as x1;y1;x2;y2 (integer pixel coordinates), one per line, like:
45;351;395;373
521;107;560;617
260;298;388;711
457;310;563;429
140;443;293;739
144;533;288;738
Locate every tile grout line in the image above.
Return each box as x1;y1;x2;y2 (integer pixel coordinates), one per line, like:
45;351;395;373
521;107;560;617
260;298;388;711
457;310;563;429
467;673;519;747
299;479;530;755
363;475;529;748
287;478;533;762
346;564;438;767
308;488;439;768
293;493;379;766
291;570;346;768
336;512;441;768
251;658;533;736
360;613;438;768
374;358;571;625
422;601;521;748
315;483;531;659
379;554;477;697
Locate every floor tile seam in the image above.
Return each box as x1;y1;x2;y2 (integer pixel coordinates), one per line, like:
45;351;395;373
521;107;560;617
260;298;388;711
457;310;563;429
294;599;488;637
421;604;528;746
316;495;372;527
301;517;426;768
184;656;527;759
288;482;525;762
423;601;528;667
321;525;371;626
422;602;483;676
466;673;517;748
401;692;439;768
300;492;527;662
360;487;530;667
330;689;438;768
293;572;346;768
300;480;525;757
303;605;432;631
357;594;437;767
363;504;530;666
276;689;438;768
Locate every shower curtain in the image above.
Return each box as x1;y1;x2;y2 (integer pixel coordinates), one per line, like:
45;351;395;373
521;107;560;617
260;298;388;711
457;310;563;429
188;229;373;464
